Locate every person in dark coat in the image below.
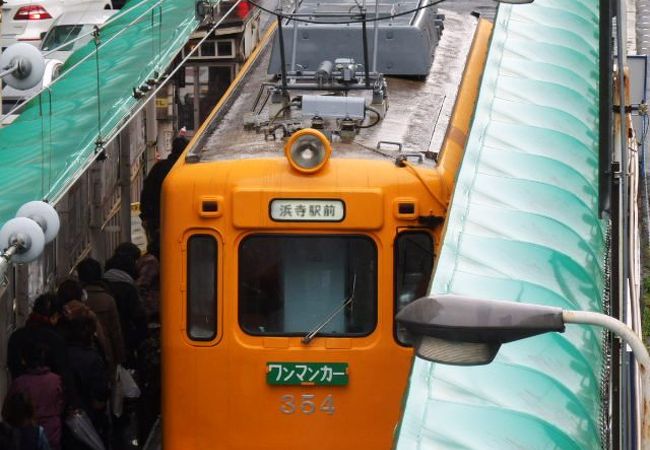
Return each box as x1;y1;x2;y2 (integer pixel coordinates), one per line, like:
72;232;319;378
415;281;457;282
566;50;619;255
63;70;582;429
76;258;125;374
63;301;109;445
136;240;160;323
8;341;64;450
56;278;112;376
7;294;72;400
132;239;161;445
139;136;188;246
113;242;141;263
0;421;16;450
103;254;147;368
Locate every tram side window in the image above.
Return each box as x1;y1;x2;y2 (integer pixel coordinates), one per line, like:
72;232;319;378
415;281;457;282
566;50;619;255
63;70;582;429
187;235;218;340
239;235;377;337
395;232;434;345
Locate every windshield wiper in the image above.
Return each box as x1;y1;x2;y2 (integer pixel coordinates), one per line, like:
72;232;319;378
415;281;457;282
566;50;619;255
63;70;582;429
302;274;357;345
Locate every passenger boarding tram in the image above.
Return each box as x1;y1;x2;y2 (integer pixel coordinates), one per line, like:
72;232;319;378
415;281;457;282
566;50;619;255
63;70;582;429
160;3;490;448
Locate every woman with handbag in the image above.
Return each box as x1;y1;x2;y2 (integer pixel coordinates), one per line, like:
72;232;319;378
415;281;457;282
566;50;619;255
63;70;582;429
61;301;109;450
7;341;63;450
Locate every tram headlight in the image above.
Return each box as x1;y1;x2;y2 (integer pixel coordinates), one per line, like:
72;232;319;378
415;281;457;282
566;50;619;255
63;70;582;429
284;128;331;174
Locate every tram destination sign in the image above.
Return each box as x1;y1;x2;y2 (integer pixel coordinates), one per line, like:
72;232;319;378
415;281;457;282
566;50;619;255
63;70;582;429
269;199;345;222
266;362;349;386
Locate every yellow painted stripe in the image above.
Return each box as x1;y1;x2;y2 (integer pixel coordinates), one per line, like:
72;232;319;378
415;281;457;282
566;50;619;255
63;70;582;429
436;19;493;200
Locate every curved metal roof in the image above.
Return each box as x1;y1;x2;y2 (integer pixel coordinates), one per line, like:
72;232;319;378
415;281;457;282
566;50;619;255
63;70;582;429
395;0;605;448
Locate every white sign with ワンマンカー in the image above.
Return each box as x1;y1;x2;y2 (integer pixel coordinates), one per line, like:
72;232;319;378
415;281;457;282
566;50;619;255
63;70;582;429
270;199;345;222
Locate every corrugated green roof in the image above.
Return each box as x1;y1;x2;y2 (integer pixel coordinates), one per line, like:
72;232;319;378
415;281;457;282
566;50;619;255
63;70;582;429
395;0;605;448
0;0;199;223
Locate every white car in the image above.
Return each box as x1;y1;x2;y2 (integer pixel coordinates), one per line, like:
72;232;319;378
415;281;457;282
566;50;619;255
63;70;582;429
1;0;111;49
40;9;116;61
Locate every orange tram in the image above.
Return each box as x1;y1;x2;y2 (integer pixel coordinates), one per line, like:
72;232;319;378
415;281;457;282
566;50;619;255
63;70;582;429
159;6;492;449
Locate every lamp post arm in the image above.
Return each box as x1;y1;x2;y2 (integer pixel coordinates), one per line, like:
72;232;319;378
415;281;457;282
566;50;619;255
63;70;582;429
563;310;650;449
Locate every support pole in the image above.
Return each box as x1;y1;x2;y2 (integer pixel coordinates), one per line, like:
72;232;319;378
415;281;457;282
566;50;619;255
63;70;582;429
290;15;298;72
371;0;379;73
599;0;612;215
614;2;633;447
89;161;105;262
563;310;650;450
276;13;288;94
119;125;132;243
616;0;629;323
361;11;370;88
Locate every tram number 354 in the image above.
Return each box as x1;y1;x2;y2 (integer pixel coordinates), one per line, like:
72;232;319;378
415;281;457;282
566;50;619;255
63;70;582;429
280;394;335;415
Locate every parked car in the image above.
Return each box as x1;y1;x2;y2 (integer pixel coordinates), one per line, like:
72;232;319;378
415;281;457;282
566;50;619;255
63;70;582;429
1;0;111;49
40;9;116;61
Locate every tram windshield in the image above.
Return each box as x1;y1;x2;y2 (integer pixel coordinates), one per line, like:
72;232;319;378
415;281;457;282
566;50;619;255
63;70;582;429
239;235;377;336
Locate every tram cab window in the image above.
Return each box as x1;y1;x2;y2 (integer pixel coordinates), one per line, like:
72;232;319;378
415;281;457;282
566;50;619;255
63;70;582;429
239;235;377;337
394;232;434;345
187;235;218;340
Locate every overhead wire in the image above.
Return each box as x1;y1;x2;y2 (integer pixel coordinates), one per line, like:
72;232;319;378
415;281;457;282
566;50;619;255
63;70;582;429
247;0;446;25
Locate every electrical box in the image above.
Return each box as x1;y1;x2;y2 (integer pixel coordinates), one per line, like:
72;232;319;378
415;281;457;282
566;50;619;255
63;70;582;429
301;95;365;120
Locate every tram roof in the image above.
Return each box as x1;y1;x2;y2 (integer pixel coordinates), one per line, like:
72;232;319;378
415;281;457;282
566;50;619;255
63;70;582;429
395;0;606;448
188;9;477;165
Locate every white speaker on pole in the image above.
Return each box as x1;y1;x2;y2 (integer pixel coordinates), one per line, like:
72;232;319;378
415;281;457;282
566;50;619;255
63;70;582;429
0;201;59;267
16;201;60;244
0;43;46;90
0;217;46;264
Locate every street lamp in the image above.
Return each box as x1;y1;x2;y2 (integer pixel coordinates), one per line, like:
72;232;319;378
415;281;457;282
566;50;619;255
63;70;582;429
396;295;650;449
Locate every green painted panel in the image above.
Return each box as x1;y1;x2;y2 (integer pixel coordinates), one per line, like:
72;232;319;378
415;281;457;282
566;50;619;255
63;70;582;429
0;0;200;223
266;362;349;386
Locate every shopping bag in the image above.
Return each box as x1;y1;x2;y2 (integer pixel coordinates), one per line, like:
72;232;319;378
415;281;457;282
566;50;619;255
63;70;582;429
112;368;124;418
118;365;141;399
65;410;106;450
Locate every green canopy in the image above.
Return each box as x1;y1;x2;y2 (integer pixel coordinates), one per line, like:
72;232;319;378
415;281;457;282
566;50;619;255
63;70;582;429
0;0;200;223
